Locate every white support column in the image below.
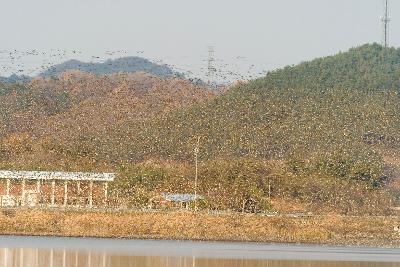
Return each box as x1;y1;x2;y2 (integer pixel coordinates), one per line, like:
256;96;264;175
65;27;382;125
6;179;10;196
103;182;108;206
51;180;56;206
77;181;81;207
64;181;68;207
89;180;93;208
21;179;26;206
36;180;41;206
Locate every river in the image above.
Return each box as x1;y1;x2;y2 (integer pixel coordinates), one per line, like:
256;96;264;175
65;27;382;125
0;236;399;266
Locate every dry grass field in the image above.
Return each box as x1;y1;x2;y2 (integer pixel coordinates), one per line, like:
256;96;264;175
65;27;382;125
0;209;399;248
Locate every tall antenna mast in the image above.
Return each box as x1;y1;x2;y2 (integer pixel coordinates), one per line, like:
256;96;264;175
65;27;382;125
207;46;216;86
382;0;390;47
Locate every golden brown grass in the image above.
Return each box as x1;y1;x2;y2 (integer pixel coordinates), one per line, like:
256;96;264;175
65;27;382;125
0;209;399;247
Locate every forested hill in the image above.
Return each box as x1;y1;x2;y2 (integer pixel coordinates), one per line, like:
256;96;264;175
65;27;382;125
3;44;400;170
114;44;400;160
101;44;400;189
2;44;400;213
39;57;178;78
250;43;400;92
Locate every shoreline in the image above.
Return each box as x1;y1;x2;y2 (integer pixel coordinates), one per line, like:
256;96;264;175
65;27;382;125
0;209;399;248
1;235;400;262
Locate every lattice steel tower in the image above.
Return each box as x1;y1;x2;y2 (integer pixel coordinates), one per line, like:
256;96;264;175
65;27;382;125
207;46;216;85
382;0;390;47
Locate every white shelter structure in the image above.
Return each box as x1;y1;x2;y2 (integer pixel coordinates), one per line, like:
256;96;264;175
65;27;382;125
0;170;115;208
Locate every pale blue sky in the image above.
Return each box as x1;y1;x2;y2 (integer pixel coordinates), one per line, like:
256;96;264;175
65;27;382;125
1;0;399;81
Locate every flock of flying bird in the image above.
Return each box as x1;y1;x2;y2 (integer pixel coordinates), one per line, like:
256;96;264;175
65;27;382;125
0;48;270;84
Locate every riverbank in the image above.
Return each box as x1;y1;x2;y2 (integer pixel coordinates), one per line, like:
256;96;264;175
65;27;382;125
0;209;399;248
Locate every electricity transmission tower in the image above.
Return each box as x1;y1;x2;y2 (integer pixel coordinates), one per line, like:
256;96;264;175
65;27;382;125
207;46;216;86
382;0;390;47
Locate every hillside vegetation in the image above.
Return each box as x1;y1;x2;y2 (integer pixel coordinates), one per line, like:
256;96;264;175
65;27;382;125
252;43;400;92
0;71;214;169
109;45;400;181
1;44;399;214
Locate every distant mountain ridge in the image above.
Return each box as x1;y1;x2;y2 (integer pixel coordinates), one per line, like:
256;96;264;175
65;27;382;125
0;74;31;83
39;57;179;78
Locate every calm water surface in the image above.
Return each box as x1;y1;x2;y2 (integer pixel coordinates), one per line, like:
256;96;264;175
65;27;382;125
0;236;399;267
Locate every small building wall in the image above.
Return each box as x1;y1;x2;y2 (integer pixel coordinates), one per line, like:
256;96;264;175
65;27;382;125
1;196;16;207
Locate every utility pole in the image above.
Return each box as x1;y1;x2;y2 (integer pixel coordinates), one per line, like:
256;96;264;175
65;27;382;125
207;46;216;86
268;180;271;200
382;0;390;47
194;136;200;212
